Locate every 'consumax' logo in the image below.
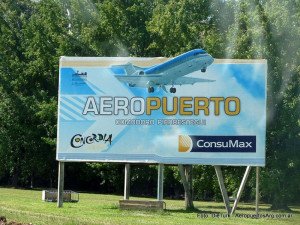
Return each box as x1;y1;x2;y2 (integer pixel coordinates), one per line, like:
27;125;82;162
178;135;256;153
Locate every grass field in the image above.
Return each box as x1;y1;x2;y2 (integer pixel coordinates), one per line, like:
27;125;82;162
0;188;299;225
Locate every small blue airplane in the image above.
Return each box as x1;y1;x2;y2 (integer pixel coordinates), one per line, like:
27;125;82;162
113;49;214;93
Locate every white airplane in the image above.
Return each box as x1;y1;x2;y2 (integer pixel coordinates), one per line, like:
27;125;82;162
113;49;214;93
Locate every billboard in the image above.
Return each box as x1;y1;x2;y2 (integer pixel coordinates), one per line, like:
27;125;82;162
57;50;266;166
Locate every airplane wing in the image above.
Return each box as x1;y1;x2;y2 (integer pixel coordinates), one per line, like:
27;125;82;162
115;74;163;87
115;75;213;87
172;77;215;85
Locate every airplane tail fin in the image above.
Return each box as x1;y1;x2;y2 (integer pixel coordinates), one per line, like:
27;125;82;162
111;63;145;76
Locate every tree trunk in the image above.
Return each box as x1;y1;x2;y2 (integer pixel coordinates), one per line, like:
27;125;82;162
271;195;291;211
11;168;19;187
178;164;194;210
50;176;53;189
30;176;34;189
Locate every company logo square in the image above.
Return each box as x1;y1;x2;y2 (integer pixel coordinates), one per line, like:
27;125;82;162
178;135;193;152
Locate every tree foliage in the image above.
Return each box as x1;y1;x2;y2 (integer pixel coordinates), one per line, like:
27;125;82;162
0;0;299;209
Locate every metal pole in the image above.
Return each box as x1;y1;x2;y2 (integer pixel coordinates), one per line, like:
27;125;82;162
57;161;65;208
157;164;164;201
255;167;260;216
124;163;130;200
214;166;231;214
231;166;251;215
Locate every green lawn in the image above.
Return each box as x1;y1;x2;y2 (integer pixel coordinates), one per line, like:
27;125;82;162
0;187;299;225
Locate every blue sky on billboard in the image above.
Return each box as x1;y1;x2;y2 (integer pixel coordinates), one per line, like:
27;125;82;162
230;64;265;98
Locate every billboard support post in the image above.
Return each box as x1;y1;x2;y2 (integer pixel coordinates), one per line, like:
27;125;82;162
214;166;231;214
57;161;65;208
124;163;130;200
231;166;251;215
157;164;164;201
256;167;260;216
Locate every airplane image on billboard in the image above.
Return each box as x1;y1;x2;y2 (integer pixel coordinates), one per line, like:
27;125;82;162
113;49;214;93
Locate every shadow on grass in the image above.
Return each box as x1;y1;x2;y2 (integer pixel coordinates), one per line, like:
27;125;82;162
204;205;255;211
265;207;298;214
165;207;221;214
165;205;299;215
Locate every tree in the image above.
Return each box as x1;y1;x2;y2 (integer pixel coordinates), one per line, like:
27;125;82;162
178;165;194;210
0;0;37;186
0;0;65;186
147;0;211;56
256;0;300;209
0;0;299;210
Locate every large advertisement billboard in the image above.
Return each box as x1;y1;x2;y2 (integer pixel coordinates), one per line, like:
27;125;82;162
57;50;266;166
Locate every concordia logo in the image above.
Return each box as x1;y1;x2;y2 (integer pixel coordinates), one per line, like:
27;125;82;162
178;135;256;153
